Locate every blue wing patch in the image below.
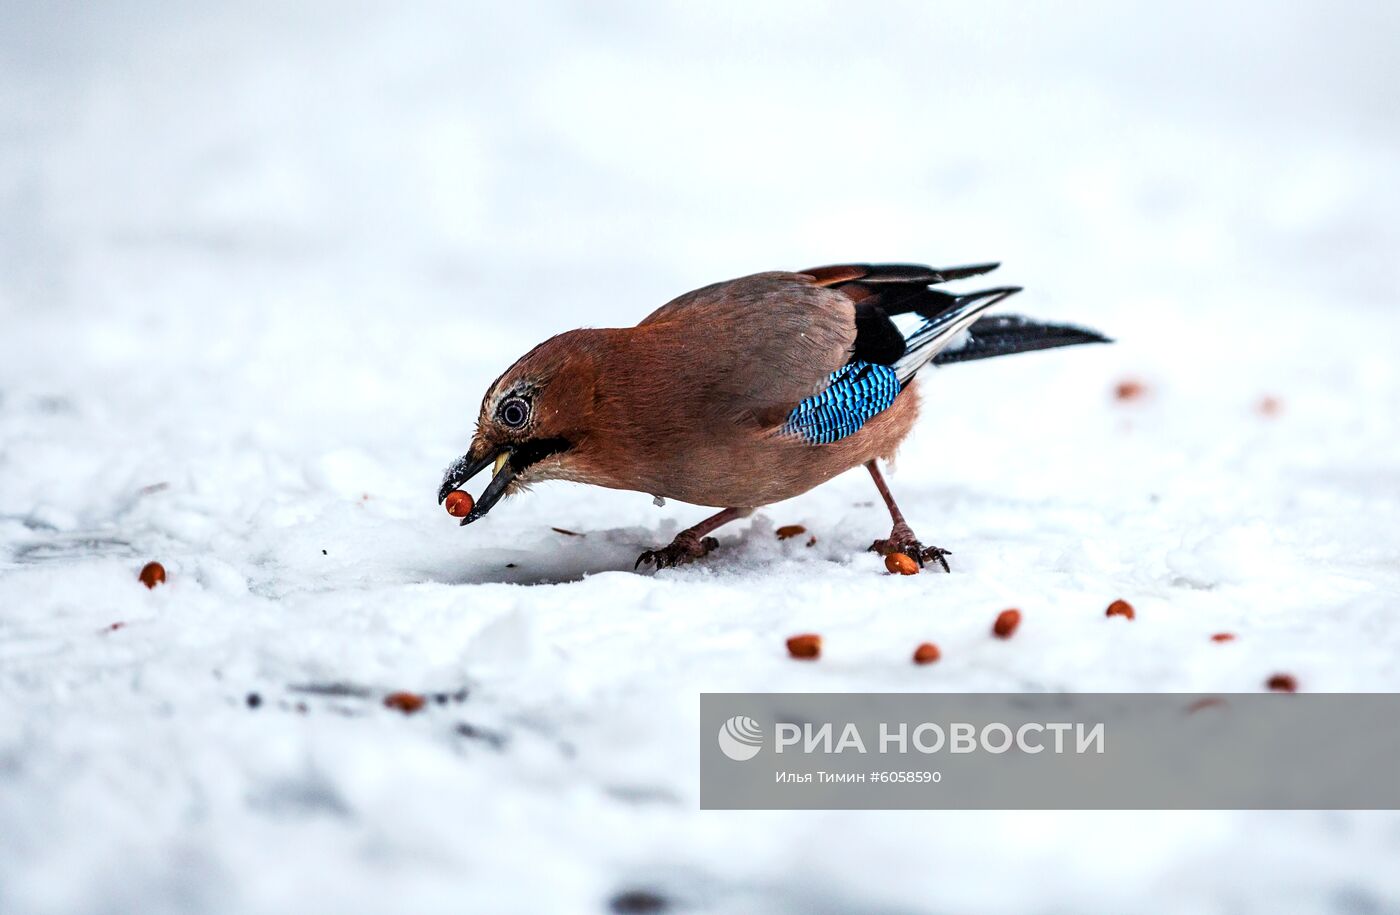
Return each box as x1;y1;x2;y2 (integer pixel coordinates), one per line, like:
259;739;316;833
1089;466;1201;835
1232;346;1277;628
782;362;901;444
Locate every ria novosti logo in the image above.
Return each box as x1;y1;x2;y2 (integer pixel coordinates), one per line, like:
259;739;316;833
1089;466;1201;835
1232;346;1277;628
717;715;763;761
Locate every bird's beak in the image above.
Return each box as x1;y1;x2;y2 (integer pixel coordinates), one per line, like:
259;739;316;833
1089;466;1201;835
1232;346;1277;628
438;449;516;526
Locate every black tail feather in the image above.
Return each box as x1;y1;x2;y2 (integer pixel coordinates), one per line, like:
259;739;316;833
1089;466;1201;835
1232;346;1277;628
932;315;1111;366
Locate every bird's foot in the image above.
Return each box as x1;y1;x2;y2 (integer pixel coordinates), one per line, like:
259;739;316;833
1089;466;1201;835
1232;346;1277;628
870;523;952;573
635;532;720;570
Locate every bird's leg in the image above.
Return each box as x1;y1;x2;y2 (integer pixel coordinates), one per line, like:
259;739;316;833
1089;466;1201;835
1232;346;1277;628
636;507;753;570
865;460;952;572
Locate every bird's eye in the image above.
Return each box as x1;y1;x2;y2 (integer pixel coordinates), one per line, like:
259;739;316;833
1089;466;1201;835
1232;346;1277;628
499;397;530;428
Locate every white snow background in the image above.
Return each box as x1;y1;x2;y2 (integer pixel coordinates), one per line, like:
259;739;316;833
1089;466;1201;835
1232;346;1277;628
3;2;1399;913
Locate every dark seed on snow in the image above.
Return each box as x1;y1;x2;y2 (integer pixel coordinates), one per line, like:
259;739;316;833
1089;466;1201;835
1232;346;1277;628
610;889;669;913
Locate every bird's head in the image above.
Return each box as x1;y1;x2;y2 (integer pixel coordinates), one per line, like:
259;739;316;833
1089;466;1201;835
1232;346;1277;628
437;331;599;525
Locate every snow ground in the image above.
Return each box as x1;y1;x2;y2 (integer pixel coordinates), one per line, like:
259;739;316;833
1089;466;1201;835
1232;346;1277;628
2;2;1400;913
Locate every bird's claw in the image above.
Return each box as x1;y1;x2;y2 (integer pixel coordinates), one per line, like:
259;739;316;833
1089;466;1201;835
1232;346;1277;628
870;526;952;573
635;534;719;570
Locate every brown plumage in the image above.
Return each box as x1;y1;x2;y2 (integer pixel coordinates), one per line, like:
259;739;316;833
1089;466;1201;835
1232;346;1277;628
439;263;1108;569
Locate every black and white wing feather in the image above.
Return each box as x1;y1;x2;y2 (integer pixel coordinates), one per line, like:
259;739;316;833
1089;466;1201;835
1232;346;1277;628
782;262;1107;444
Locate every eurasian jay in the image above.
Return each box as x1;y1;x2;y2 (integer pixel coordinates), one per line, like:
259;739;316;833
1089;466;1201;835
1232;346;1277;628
438;262;1107;570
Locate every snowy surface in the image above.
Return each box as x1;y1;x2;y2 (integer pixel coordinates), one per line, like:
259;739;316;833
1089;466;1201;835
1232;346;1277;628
3;2;1400;913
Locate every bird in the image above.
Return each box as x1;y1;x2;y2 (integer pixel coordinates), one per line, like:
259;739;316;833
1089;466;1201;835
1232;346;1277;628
438;262;1108;571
